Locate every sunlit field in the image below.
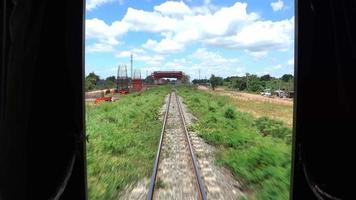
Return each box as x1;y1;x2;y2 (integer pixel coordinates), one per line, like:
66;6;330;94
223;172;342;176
177;86;292;200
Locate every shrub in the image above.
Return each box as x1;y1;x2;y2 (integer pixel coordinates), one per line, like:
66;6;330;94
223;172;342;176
208;105;217;112
176;86;291;200
224;107;236;119
254;117;292;142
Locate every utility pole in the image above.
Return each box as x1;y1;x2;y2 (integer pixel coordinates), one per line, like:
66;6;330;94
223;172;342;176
130;53;133;80
199;69;201;80
116;65;119;91
246;73;249;90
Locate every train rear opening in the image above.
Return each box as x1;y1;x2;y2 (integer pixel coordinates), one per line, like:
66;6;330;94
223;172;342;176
85;1;295;199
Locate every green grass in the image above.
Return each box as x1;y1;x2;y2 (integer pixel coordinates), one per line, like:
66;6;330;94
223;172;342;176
209;89;293;127
86;86;170;199
177;86;292;200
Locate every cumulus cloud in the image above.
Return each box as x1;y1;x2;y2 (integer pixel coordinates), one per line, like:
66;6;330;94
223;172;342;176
271;0;284;11
86;18;129;52
86;0;115;11
154;1;192;17
86;1;294;58
117;48;165;66
244;50;268;58
86;43;115;53
189;48;244;78
205;17;294;53
142;38;185;54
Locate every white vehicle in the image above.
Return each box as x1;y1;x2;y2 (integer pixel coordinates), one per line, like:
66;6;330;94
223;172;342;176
261;89;272;96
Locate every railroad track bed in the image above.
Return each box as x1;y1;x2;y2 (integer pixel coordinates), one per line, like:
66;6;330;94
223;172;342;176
148;91;206;200
122;91;244;200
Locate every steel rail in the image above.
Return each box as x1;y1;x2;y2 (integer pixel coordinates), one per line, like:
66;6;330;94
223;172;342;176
148;92;172;200
148;90;207;200
175;91;207;200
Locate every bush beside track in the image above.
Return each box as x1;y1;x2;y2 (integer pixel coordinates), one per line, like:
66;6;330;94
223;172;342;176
177;86;292;200
86;86;170;199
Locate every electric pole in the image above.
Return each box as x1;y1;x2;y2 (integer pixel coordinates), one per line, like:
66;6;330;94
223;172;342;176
246;73;249;90
130;53;133;80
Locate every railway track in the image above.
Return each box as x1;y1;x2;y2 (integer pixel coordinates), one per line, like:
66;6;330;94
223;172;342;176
148;90;207;200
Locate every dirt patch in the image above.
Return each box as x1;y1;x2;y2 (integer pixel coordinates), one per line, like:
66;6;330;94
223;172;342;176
197;86;294;127
198;86;293;106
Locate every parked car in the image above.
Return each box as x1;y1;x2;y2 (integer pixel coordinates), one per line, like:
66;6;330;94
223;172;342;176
261;89;272;97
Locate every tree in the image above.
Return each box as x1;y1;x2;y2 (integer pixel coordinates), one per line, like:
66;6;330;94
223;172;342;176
192;79;208;85
85;72;100;91
260;74;272;81
281;74;294;82
105;76;116;88
106;76;116;82
85;79;95;91
209;74;223;90
87;72;100;83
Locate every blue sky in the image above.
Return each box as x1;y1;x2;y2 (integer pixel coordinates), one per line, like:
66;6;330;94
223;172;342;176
85;0;294;79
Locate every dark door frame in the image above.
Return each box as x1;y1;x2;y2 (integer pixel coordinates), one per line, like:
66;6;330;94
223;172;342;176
1;0;355;199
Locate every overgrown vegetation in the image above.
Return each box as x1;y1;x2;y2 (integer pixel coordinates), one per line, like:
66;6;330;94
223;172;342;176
86;86;170;199
177;86;292;200
192;73;294;93
85;72;118;91
255;117;292;143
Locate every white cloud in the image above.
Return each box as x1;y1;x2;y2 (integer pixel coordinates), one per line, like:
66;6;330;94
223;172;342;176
244;50;268;58
271;0;284;11
86;43;114;53
86;0;115;11
189;48;244;78
86;1;294;58
205;17;294;53
142;38;184;54
86;18;129;52
116;48;165;66
258;64;286;77
273;64;283;70
154;1;192;17
122;8;178;33
87;2;259;54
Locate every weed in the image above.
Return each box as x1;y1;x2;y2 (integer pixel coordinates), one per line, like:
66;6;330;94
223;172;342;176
224;107;236;119
86;86;170;199
176;86;292;200
254;117;292;142
155;178;166;189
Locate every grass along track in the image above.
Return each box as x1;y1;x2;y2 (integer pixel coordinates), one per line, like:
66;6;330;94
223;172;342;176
199;87;293;128
86;86;170;199
86;85;292;199
177;86;292;200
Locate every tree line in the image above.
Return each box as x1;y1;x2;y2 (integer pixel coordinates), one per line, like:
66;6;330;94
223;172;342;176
85;72;117;91
193;74;294;92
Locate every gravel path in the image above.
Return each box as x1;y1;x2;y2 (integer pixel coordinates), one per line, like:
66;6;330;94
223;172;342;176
153;92;200;200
